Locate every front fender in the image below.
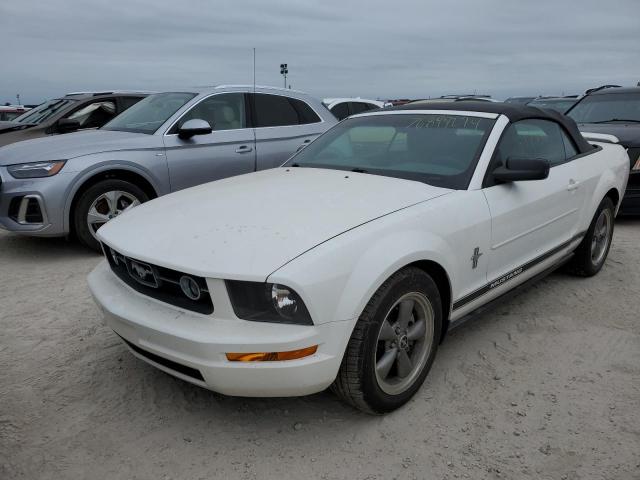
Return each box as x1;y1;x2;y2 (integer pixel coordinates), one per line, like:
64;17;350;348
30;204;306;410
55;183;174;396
62;156;168;233
268;207;456;326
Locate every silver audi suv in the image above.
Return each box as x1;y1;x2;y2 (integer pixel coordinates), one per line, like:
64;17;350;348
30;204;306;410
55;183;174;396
0;85;336;250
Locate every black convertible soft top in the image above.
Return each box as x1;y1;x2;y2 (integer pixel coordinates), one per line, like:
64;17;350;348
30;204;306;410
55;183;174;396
388;101;594;154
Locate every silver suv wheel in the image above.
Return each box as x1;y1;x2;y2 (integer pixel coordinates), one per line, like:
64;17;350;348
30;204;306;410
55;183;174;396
86;190;140;241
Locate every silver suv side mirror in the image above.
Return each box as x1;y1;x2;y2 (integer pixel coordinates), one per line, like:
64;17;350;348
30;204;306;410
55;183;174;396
178;119;212;139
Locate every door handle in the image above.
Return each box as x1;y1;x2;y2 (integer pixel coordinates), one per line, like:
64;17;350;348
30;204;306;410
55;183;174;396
567;179;580;191
296;139;312;152
235;145;253;153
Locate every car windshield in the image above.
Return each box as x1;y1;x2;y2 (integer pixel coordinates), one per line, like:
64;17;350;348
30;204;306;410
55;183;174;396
528;99;577;113
102;92;196;134
568;93;640;123
12;99;76;125
285;113;496;189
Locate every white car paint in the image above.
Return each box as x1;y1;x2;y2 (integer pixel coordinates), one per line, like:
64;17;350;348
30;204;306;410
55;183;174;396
88;109;630;398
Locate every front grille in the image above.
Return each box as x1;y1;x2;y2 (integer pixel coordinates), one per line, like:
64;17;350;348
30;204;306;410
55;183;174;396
118;335;205;381
104;244;214;314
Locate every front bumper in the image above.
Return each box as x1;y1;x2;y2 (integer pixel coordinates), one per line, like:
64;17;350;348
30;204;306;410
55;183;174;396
0;167;71;236
88;261;354;397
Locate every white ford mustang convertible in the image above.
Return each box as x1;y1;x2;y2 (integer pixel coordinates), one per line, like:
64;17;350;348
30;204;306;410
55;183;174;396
88;103;629;413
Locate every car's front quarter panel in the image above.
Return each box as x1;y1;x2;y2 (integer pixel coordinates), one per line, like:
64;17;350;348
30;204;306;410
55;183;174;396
0;131;169;237
268;190;492;328
60;149;170;233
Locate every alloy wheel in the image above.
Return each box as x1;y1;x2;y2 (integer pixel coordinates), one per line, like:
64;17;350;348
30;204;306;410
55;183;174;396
374;292;435;395
86;190;140;240
590;208;612;266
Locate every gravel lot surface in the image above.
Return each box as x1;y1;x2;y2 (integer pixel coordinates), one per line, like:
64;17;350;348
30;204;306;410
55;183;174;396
1;220;639;480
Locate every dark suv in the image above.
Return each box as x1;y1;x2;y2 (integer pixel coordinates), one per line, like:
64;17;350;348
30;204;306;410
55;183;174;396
0;91;151;147
567;86;640;214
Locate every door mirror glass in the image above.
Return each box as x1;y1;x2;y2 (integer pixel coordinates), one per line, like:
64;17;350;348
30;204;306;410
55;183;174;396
492;158;550;182
57;118;81;133
178;119;212;139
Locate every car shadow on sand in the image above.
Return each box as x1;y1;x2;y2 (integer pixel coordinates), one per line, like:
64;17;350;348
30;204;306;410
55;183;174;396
0;231;98;262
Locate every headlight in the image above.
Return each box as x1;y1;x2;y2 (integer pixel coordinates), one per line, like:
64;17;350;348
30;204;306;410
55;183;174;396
225;281;313;325
8;160;66;179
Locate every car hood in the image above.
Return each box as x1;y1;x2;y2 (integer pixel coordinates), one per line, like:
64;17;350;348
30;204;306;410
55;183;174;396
98;168;451;280
578;123;640;148
0;129;159;166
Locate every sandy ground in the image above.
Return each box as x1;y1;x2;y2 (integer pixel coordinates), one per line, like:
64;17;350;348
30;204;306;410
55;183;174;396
0;221;639;480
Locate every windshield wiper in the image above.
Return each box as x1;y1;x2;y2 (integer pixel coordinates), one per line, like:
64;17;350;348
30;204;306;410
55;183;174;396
590;118;640;124
350;167;369;173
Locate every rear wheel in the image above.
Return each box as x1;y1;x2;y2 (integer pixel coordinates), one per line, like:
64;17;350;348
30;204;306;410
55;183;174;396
332;267;442;414
74;179;148;252
566;197;615;277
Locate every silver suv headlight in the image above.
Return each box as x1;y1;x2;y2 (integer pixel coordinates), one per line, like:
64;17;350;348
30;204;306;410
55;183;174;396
8;160;66;179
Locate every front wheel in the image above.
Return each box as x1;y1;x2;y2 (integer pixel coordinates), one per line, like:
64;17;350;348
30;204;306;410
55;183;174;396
74;179;148;252
566;197;615;277
332;267;442;414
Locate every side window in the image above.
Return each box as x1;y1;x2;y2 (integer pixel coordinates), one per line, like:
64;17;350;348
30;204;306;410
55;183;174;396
494;119;566;167
350;102;370;115
119;96;145;111
174;93;245;132
561;129;578;159
330;102;349;121
66;100;116;129
289;97;321;124
254;93;299;127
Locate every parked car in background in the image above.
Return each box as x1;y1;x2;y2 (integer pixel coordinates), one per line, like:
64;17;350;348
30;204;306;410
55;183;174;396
0;105;31;121
323;98;385;120
409;96;500;105
386;99;412;106
504;96;536;105
0;85;336;250
567;85;640;214
527;96;579;113
89;102;628;413
0;91;150;147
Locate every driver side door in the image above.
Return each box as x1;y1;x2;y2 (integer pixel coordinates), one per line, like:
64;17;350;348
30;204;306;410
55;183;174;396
482;119;585;282
163;92;256;192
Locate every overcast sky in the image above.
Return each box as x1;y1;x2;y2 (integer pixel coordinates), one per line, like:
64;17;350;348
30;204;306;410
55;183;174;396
1;0;639;104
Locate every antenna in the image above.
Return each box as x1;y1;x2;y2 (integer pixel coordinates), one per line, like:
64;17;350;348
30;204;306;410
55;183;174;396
253;48;256;94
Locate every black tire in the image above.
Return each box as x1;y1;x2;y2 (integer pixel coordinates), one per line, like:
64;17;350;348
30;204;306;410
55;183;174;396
565;197;615;277
74;179;148;252
332;267;442;414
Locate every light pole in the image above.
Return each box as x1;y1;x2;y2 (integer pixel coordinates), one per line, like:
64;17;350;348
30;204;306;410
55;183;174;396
280;63;288;89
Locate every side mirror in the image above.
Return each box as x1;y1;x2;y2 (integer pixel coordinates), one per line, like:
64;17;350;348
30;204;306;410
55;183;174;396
492;158;550;182
57;118;81;133
178;119;212;139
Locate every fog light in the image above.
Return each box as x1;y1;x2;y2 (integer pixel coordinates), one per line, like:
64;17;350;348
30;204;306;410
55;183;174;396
226;345;318;362
180;275;201;300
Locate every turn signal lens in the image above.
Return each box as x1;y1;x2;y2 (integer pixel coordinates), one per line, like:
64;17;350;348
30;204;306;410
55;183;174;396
226;345;318;362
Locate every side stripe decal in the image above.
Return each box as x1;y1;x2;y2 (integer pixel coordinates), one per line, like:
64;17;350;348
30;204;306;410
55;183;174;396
452;231;586;311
